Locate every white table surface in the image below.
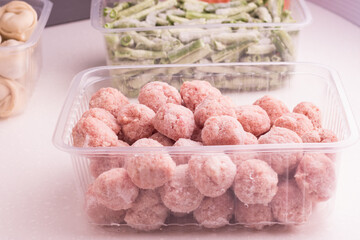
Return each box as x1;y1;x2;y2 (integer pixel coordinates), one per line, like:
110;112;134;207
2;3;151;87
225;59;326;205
1;2;360;239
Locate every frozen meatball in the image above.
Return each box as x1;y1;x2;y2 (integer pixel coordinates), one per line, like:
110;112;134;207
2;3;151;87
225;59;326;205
253;95;290;125
191;125;202;142
235;105;271;137
138;81;182;112
319;128;338;143
117;103;155;144
301;130;321;143
153;103;195;141
193;191;234;228
274;112;314;138
180;80;222;112
172;138;203;165
201;116;245;146
233;159;278;205
235;200;273;230
271;180;312;224
82;108;121;134
258;127;303;175
89;140;130;178
194;95;236;127
72;116;118;147
228;132;259;167
89;87;129;117
85;184;126;225
125;138;176;189
188;153;236;197
150;132;175;146
92;168;139;211
295;153;336;202
159;164;204;213
293;102;322;129
124;190;169;231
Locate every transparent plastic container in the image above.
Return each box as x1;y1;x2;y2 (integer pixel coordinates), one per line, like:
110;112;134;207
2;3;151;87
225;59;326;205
53;62;358;232
0;0;53;118
91;0;311;95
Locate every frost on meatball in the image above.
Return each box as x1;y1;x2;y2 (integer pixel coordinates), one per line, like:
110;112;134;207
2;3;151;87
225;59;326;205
271;180;312;224
301;130;321;143
253;95;290;125
125;138;176;189
188;153;236;197
150;132;175;146
193;191;234;229
293;102;322;129
319;128;338;143
180;80;222;112
89;140;130;178
194;95;236;127
85;184;126;225
295;153;336;202
274;112;314;138
138;81;182;113
92;168;139;211
233;159;278;205
234;200;274;230
228;132;259;167
235;105;271;137
172;138;203;165
72;116;118;147
201;116;245;146
159;164;204;213
82;108;121;134
89;87;129;117
153;103;195;141
117;103;155;144
124;190;169;231
258;127;303;175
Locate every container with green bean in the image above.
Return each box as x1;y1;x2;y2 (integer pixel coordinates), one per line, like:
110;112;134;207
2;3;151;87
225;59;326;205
91;0;311;96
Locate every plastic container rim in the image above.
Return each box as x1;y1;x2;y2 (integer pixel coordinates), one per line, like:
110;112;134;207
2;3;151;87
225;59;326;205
0;0;53;51
90;0;312;33
52;62;359;155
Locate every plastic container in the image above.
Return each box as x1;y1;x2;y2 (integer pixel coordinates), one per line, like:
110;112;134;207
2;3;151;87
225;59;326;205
90;0;311;95
53;62;358;231
0;0;53;118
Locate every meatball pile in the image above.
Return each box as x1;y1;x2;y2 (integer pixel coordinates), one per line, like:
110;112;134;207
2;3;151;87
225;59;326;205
72;81;338;231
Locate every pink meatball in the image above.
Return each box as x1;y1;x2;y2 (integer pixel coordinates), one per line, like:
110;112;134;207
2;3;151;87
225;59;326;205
301;130;321;143
233;159;278;205
188;153;236;197
153;103;195;141
319;128;338;143
172;138;203;165
82;108;121;134
193;191;234;228
201;116;245;146
258;127;303;175
271;180;312;224
85;184;126;225
180;80;222;112
191;125;202;142
150;132;175;146
89;140;130;178
301;129;338;144
244;132;258;145
124;190;169;231
89;87;129;117
138;81;182;112
125;138;176;189
117;103;155;144
72;116;118;147
235;105;271;137
295;153;336;202
274;112;314;138
159;164;204;213
235;200;273;230
228;132;258;167
194;95;236;127
293;102;322;129
92;168;139;211
253;95;290;125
